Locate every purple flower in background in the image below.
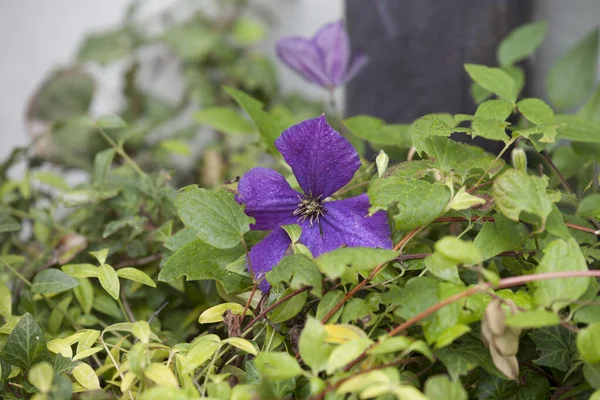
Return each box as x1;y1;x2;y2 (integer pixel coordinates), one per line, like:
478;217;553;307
276;21;368;88
236;115;392;291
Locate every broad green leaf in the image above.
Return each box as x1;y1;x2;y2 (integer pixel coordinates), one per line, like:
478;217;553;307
530;325;575;371
222;338;257;355
266;254;322;297
517;98;554;125
435;336;502;380
198;303;250;323
98;264;120;300
477;370;518;400
299;317;332;374
577;322;600;364
92;148;115;189
0;214;20;233
253;352;303;381
343;115;411;146
464;64;517;104
28;361;54;393
578;193;600;219
315;247;398;281
162;19;219;61
474;214;526;260
505;309;561;328
323;324;368;344
316;291;345;323
326;338;372;373
434;236;482;265
555;114;600;143
116;267;156;287
176;186;253;249
0;313;50;369
183;335;221;374
47;338;73;358
144;363;178;387
547;27;599;110
492;169;556;227
224;86;288;154
516;370;551;400
72;363;100;390
32;171;69;190
497;21;548;66
102;322;160;342
158;239;246;293
232;17;266;45
392;277;439;321
269;288;307;324
534;238;589;311
341;298;373;324
31;269;79;294
411;114;466;154
425;252;461;285
368;179;451;230
194;107;255;135
77;29;133;65
424;375;467;400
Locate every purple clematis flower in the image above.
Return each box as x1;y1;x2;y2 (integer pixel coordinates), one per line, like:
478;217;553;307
276;20;368;88
236;115;392;291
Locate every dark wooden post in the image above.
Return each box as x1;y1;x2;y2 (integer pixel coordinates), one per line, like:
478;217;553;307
346;0;532;152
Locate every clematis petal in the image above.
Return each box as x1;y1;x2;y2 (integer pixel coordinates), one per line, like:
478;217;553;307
248;227;293;292
321;194;392;252
343;52;369;84
298;221;325;258
275;115;361;199
276;37;331;87
236;167;300;230
313;21;350;86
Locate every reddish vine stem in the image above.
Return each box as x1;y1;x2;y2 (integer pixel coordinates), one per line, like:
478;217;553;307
243;286;311;332
338;270;600;376
320;227;422;324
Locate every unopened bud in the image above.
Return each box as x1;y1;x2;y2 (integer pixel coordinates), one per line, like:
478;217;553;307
511;148;527;172
376;150;389;178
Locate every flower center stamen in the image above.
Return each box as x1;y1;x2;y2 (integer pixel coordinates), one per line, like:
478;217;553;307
292;195;325;225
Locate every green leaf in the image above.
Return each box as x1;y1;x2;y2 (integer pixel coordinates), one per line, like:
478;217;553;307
116;268;156;287
585;363;600;390
0;282;11;317
474;214;526;260
316;291;345;323
194;107;255;135
28;361;54;393
435;336;501;380
176;186;253;249
77;29;134;65
477;370;518;400
435;236;482;265
299;317;332;374
31;269;79;294
343;115;411;146
162;19;219;61
269;288;308;324
224;86;289;154
492;169;556;227
315;247;398;282
72;362;100;390
517;98;554;125
92;148;115;189
368;179;451;230
0;313;50;370
534;238;589;311
198;303;250;324
232;17;266;45
222;338;257;356
464;64;518;104
424;375;467;400
74;278;94;315
266;254;322;297
578;194;600;219
158;239;245;293
547;27;599;110
411;114;467;154
530;325;575;371
145;363;179;387
497;21;548;66
392;277;439;321
555;114;600;143
470;100;512;142
0;214;20;233
326;338;372;373
577;322;600;364
505;309;561;328
98;264;120;300
516;370;551;400
90;248;108;265
254;352;303;381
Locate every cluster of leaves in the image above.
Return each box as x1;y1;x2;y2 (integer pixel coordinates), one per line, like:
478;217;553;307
2;9;600;400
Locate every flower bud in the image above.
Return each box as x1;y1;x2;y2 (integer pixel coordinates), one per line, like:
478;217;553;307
511;148;527;172
376;150;389;178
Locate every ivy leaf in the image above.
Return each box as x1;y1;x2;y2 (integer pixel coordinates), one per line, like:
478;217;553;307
176;186;253;249
31;269;79;294
516;370;551;400
547;27;599;110
476;370;518;400
534;238;589;311
0;214;20;233
368;179;451;230
0;313;51;370
474;214;526;260
158;239;246;293
464;64;518;104
343;115;411;146
492;169;556;227
497;21;548;66
194;107;255;136
253;352;303;381
266;254;322;297
530;325;575;371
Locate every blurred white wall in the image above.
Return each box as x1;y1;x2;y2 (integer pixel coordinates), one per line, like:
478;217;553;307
0;0;343;161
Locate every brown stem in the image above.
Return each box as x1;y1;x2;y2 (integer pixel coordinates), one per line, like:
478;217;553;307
320;227;422;324
540;151;575;196
243;286;311;332
435;216;599;236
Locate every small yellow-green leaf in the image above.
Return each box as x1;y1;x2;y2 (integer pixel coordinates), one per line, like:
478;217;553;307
116;268;156;287
73;347;103;361
505;309;561;328
198;303;250;323
72;363;100;390
47;339;73;358
98;264;119;300
61;264;98;278
222;338;257;355
28;362;54;393
89;249;108;265
326;338;372;374
144;363;179;387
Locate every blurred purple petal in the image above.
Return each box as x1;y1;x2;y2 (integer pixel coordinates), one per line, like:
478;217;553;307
344;52;369;83
313;21;350;85
276;37;330;87
275;115;361;198
248;227;293;292
321;194;392;252
236;167;300;230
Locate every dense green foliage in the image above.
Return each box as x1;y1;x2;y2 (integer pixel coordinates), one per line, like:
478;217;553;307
2;3;600;399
